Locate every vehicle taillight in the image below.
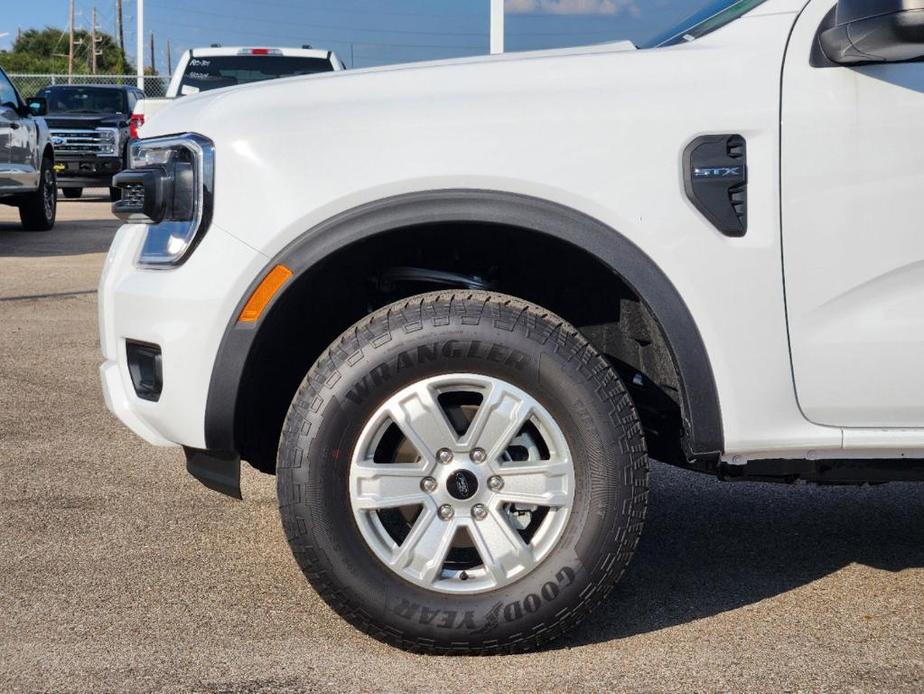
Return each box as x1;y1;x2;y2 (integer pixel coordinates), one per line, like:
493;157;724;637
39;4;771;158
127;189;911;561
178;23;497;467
129;113;145;140
238;48;282;56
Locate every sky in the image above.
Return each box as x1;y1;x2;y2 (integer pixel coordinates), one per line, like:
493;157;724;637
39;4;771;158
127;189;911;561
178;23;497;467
0;0;711;72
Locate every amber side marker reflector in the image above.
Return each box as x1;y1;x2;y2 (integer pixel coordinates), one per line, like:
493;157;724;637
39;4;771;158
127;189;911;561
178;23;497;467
239;264;293;323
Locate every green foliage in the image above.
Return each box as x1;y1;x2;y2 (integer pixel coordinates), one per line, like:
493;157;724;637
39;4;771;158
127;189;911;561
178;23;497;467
0;27;134;75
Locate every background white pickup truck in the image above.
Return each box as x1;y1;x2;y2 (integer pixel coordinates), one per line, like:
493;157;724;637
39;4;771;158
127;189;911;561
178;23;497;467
132;45;345;135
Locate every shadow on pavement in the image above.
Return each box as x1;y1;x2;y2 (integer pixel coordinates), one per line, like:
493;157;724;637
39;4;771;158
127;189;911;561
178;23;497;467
559;461;924;648
58;191;112;203
0;217;119;257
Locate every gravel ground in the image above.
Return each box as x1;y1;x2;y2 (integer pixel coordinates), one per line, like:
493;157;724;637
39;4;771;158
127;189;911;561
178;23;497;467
1;195;922;693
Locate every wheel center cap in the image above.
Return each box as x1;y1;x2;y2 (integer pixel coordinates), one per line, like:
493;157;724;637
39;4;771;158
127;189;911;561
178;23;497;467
446;469;478;500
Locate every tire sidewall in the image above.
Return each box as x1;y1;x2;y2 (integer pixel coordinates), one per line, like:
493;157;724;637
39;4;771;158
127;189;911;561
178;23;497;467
19;158;57;231
41;159;56;224
278;294;647;649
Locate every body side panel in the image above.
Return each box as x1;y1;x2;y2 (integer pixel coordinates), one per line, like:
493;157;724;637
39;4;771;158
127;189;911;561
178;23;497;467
156;6;826;454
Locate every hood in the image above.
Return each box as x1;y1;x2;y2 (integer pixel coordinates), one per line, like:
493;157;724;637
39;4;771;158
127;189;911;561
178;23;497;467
143;40;638;138
44;113;130;129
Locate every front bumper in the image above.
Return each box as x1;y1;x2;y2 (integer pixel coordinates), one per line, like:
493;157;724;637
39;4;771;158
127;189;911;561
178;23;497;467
98;222;268;448
54;156;123;186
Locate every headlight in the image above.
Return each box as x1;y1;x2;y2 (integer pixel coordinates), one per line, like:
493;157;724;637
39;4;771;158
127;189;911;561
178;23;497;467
97;127;118;155
112;133;214;268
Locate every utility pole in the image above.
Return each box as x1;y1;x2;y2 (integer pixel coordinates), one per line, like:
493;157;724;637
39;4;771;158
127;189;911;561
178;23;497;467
117;0;125;74
68;0;75;83
490;0;504;54
91;7;98;75
166;39;172;75
136;0;144;89
149;32;155;74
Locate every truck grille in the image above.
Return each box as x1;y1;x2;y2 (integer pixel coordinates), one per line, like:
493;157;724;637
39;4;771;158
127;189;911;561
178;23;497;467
50;128;118;156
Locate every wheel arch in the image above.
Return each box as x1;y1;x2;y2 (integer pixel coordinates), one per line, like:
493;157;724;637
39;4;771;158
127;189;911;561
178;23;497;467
204;189;724;466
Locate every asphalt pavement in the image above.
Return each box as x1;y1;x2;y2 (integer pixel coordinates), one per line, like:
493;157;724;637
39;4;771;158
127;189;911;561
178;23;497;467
1;193;922;692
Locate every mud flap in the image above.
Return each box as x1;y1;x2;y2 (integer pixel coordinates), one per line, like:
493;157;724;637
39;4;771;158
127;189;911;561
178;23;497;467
184;447;242;499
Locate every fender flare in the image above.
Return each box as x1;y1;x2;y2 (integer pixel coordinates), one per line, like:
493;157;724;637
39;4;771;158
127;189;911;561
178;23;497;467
205;189;724;459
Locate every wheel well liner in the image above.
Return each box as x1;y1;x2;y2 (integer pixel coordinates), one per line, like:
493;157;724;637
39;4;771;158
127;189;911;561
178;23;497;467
204;190;724;459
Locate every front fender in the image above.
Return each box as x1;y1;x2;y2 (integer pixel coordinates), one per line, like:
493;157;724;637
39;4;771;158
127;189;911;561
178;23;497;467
203;189;724;461
36;117;52;165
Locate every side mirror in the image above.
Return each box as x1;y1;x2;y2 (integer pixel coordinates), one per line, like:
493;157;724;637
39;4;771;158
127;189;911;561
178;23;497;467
820;0;924;65
27;97;47;117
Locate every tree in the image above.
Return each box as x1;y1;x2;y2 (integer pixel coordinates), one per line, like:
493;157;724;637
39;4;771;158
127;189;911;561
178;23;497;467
0;27;134;74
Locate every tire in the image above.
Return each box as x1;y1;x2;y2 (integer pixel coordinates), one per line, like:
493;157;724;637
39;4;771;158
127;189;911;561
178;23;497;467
19;158;56;231
109;186;121;203
61;187;83;199
277;291;649;654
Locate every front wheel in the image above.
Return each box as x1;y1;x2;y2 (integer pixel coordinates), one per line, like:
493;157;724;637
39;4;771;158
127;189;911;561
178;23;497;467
277;291;649;654
19;158;56;231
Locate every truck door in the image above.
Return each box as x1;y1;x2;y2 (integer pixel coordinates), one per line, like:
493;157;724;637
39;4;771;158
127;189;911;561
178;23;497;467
0;72;15;192
781;0;924;427
7;107;37;188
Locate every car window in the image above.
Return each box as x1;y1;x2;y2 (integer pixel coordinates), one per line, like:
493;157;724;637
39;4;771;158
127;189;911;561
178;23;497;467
179;55;334;94
643;0;770;48
37;86;128;114
0;71;20;110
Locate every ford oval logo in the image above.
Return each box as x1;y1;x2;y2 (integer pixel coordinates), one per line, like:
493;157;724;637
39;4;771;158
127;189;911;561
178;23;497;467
51;136;66;147
455;473;470;497
446;469;478;500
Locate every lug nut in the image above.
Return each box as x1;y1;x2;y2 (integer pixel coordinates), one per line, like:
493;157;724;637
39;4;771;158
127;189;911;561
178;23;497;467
438;504;454;520
420;476;437;493
487;475;504;491
437;448;454;464
470;448;487;463
471;503;488;521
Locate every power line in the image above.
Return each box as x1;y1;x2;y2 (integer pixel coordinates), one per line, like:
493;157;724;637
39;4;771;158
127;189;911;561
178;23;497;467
150;0;484;21
146;1;488;38
149;15;486;51
136;1;625;71
507;30;624;36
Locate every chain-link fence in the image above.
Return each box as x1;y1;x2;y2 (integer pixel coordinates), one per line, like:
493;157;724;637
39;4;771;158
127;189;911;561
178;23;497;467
8;74;170;99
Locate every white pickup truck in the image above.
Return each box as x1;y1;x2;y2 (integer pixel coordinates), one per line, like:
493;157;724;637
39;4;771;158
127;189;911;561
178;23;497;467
132;46;345;135
103;0;924;654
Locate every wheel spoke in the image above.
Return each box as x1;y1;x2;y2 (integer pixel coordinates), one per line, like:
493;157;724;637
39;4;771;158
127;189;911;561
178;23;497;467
386;383;459;462
391;506;455;585
460;381;534;462
349;373;576;594
495;456;571;507
468;511;535;585
351;462;429;509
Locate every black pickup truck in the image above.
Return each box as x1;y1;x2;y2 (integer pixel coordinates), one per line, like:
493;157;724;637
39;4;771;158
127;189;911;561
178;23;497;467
35;84;144;201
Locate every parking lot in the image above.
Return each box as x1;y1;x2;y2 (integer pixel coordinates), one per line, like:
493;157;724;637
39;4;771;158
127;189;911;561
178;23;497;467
0;195;922;692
